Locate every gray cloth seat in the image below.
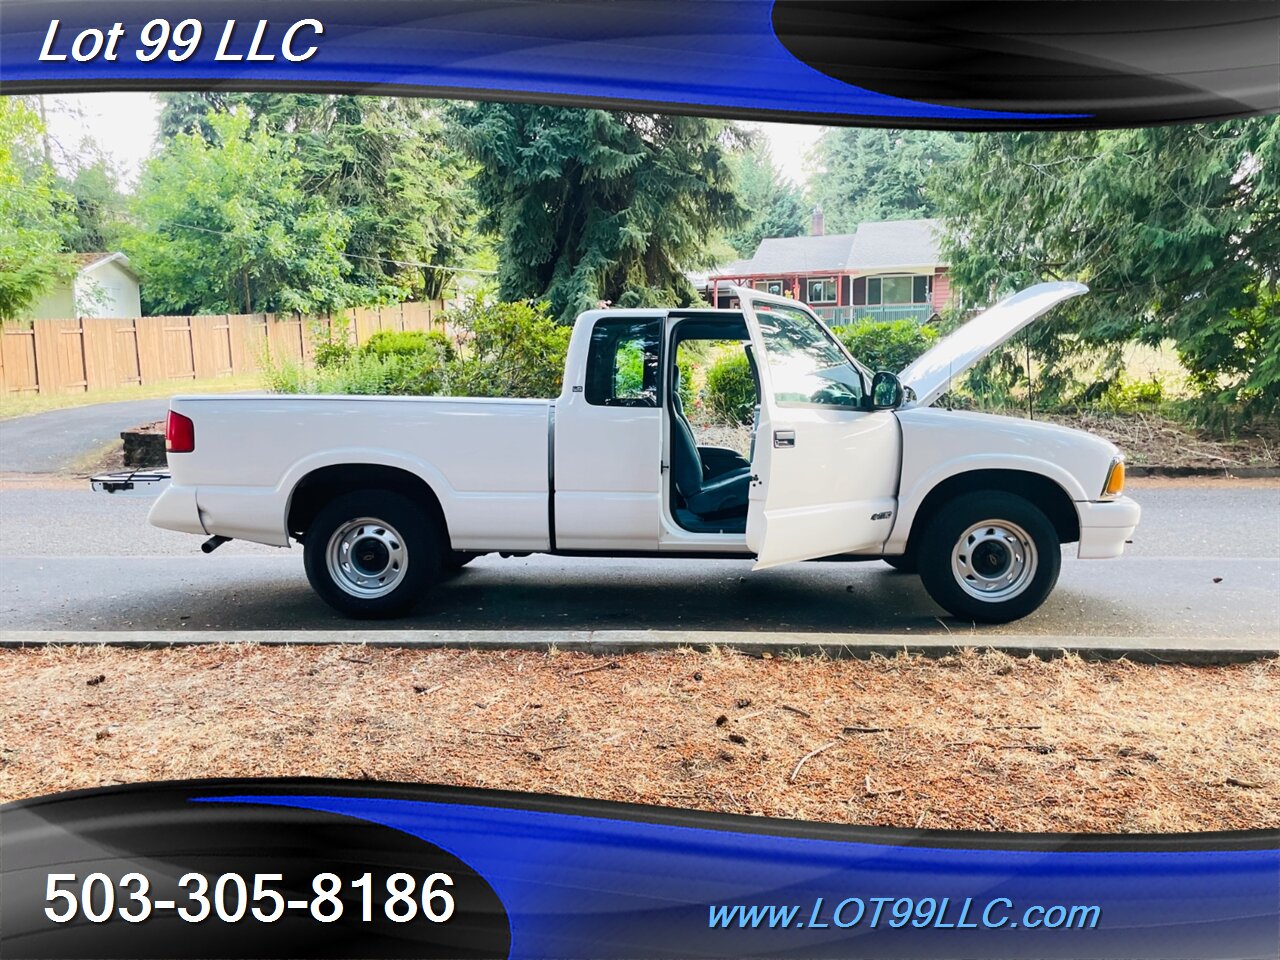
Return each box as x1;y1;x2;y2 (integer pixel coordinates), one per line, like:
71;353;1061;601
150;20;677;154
670;376;751;517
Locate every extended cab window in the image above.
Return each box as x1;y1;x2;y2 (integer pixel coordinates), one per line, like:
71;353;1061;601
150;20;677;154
585;318;662;406
754;303;864;408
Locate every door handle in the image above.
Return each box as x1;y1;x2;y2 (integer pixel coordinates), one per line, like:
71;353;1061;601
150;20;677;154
773;430;796;448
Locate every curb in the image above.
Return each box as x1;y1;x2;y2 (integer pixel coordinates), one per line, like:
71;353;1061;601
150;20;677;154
1;630;1274;666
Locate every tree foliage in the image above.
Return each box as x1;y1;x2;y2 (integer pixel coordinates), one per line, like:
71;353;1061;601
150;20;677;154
55;153;130;254
807;128;968;233
935;119;1280;410
155;93;479;304
127;109;351;315
0;99;72;320
725;142;808;257
453;104;746;320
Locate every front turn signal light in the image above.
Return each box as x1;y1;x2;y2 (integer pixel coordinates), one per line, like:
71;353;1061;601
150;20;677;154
1102;458;1125;497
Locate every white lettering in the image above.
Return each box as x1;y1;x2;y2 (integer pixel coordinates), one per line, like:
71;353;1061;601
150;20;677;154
39;20;67;61
281;19;323;62
245;19;274;61
215;20;242;60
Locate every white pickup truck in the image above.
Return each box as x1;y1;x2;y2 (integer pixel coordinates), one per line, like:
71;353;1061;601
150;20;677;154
138;283;1139;622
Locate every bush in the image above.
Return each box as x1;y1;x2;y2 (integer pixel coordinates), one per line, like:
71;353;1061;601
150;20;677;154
833;319;939;372
310;317;354;370
265;350;447;397
614;339;647;397
266;320;450;397
260;358;309;395
443;299;571;398
266;300;571;400
360;329;455;363
704;352;756;425
1088;374;1167;413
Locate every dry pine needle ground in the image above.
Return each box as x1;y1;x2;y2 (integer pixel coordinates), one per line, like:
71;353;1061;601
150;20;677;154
1;645;1276;833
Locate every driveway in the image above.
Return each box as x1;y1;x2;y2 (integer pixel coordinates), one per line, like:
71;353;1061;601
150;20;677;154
0;399;170;474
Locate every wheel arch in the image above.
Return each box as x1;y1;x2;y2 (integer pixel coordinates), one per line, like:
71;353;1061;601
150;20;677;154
286;463;448;544
902;469;1080;558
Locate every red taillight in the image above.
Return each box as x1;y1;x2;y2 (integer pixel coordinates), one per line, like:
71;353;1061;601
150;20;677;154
166;411;195;453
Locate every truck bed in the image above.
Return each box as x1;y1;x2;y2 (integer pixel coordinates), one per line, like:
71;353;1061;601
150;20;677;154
159;394;553;551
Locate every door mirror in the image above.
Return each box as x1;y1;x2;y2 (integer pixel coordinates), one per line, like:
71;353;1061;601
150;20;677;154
869;371;904;410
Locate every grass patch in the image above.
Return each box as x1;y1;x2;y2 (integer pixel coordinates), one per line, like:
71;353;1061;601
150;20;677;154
0;374;263;421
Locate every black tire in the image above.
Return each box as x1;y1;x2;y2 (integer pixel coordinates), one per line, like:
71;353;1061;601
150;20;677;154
917;491;1061;624
882;553;917;574
303;489;443;619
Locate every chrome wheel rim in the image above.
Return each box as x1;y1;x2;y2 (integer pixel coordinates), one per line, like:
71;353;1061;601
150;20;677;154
951;519;1037;602
326;517;408;599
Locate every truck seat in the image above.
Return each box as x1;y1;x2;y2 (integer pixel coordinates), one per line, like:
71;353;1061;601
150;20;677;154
670;375;751;517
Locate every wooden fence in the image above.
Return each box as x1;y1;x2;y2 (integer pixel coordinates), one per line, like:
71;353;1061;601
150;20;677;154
0;301;445;396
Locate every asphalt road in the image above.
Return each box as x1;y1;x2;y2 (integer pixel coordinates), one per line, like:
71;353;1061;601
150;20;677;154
0;480;1276;642
0;400;170;473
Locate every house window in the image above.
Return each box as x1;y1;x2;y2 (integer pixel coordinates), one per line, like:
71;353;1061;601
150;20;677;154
866;275;932;305
754;279;785;296
806;278;837;304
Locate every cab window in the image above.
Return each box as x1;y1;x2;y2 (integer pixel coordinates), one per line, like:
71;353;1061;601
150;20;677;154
585;318;662;406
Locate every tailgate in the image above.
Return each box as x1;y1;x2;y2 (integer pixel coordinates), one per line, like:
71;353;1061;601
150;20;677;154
90;469;171;496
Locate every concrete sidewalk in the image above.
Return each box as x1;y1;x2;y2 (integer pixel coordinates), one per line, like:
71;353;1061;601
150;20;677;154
2;629;1274;665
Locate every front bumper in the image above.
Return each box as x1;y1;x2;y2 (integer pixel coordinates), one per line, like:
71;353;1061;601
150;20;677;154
1075;495;1141;559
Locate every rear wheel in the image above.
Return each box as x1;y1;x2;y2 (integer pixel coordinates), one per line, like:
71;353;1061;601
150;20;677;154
917;491;1060;623
303;489;442;618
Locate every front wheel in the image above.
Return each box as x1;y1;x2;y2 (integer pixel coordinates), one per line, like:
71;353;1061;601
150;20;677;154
917;491;1061;624
303;489;442;619
882;553;916;574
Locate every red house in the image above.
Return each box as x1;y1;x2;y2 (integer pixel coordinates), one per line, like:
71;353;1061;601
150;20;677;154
704;216;954;325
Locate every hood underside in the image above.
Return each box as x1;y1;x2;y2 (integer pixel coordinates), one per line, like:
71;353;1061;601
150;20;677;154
899;281;1088;407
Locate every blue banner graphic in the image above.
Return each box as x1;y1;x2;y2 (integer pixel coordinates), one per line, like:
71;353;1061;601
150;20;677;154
2;1;1276;128
3;780;1276;959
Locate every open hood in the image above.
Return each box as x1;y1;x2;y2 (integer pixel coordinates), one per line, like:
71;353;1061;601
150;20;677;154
898;281;1088;408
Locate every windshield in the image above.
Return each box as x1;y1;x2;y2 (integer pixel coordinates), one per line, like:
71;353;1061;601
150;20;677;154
753;302;865;408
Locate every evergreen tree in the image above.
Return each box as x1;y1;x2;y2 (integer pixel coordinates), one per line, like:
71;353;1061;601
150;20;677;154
936;119;1280;410
725;142;808;257
453;103;746;319
808;127;968;232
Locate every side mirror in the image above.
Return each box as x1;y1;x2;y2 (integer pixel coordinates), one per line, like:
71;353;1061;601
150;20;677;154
869;371;904;410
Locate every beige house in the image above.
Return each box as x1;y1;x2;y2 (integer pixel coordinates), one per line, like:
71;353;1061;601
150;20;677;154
29;252;142;320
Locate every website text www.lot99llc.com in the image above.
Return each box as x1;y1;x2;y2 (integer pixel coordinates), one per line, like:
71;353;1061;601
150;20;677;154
709;896;1102;931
